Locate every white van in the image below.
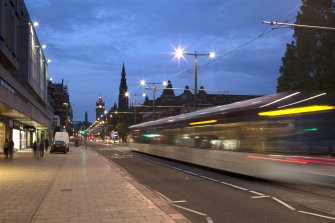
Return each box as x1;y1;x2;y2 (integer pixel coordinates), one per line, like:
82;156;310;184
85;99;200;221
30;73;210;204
54;132;70;151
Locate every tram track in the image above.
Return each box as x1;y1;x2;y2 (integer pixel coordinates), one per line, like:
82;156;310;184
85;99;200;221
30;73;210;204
95;144;335;222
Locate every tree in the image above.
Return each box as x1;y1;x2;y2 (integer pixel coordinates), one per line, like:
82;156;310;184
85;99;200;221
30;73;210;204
277;0;335;92
115;122;128;142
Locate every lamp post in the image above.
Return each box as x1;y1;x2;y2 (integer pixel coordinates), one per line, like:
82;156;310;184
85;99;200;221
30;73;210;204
140;80;167;120
125;92;145;124
174;48;215;110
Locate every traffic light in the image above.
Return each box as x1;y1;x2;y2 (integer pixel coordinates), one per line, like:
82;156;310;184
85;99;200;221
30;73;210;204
80;126;86;135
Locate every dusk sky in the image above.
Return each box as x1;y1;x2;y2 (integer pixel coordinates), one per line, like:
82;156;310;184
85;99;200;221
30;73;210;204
25;0;301;122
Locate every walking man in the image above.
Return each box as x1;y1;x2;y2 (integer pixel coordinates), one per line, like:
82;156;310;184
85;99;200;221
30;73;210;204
8;137;14;159
3;138;9;159
44;138;49;151
39;139;44;157
33;140;38;159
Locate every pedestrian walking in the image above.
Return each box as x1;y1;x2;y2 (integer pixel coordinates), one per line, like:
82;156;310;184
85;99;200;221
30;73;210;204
8;137;14;159
44;139;49;151
33;140;38;159
39;139;44;157
3;138;9;159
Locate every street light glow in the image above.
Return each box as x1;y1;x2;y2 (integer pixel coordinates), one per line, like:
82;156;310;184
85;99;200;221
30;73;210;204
125;92;129;97
33;21;39;27
162;81;168;86
140;80;146;86
174;47;185;59
42;44;47;49
172;46;216;110
209;52;216;58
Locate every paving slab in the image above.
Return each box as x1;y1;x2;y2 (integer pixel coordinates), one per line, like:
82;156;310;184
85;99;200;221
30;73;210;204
0;146;191;223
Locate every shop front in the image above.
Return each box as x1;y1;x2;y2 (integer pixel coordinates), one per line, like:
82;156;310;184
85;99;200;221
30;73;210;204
11;121;36;150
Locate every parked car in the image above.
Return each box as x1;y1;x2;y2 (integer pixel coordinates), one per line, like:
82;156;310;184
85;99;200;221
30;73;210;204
50;140;67;154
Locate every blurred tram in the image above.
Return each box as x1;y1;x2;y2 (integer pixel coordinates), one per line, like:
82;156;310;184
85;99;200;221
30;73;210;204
128;92;335;186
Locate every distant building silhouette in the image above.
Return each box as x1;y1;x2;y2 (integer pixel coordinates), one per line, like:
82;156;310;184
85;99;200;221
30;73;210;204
141;81;261;121
47;79;73;132
118;63;129;111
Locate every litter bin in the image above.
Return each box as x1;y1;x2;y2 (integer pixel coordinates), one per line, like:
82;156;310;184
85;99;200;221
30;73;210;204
75;139;80;147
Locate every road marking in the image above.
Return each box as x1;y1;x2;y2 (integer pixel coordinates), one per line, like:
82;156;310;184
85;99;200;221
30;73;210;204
271;197;295;210
251;195;270;199
298;211;335;220
171;204;207;216
171;166;183;171
154;191;172;202
206;216;214;223
170;200;187;203
199;176;219;182
249;191;265;196
182;170;199;176
219;181;248;191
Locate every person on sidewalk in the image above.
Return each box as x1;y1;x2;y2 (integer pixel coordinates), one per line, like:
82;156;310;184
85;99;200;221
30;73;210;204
44;139;49;151
39;139;44;157
3;138;9;159
8;137;14;159
33;140;38;159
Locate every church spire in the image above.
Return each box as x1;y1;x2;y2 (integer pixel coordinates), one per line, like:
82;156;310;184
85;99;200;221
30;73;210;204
118;63;129;111
121;63;126;78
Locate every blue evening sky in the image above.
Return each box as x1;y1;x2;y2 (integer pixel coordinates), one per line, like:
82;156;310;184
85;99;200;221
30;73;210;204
25;0;300;122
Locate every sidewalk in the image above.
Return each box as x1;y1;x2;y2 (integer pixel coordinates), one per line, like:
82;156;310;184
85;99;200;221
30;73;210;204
0;146;190;223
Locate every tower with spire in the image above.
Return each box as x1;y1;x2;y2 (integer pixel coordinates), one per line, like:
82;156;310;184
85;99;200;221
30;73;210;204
85;111;88;123
96;96;105;120
118;63;129;111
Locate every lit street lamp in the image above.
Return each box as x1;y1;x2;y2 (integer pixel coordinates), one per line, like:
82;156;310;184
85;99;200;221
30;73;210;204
125;92;145;124
140;80;167;120
33;21;39;27
174;47;215;110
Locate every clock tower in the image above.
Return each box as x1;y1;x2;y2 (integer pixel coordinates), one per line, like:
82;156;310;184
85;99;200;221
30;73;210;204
96;96;105;120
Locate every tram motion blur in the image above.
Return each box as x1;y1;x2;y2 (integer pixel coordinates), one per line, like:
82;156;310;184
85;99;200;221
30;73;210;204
128;92;335;186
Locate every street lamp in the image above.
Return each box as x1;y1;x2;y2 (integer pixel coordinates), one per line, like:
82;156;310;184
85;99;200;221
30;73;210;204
125;92;145;124
140;80;167;120
174;47;215;110
33;21;39;27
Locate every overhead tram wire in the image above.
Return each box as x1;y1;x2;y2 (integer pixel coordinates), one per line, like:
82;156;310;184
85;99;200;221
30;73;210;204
171;22;292;83
172;24;286;84
200;16;300;69
170;1;305;84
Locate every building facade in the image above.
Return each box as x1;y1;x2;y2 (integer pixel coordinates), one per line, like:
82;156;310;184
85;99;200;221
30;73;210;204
0;0;53;150
47;79;72;133
141;81;261;121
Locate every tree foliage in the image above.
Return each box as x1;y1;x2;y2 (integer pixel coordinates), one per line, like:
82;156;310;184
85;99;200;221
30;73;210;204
277;0;335;92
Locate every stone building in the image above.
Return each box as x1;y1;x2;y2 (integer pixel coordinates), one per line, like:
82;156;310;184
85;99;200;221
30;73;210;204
47;79;72;133
96;96;105;120
118;63;129;111
141;81;260;121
